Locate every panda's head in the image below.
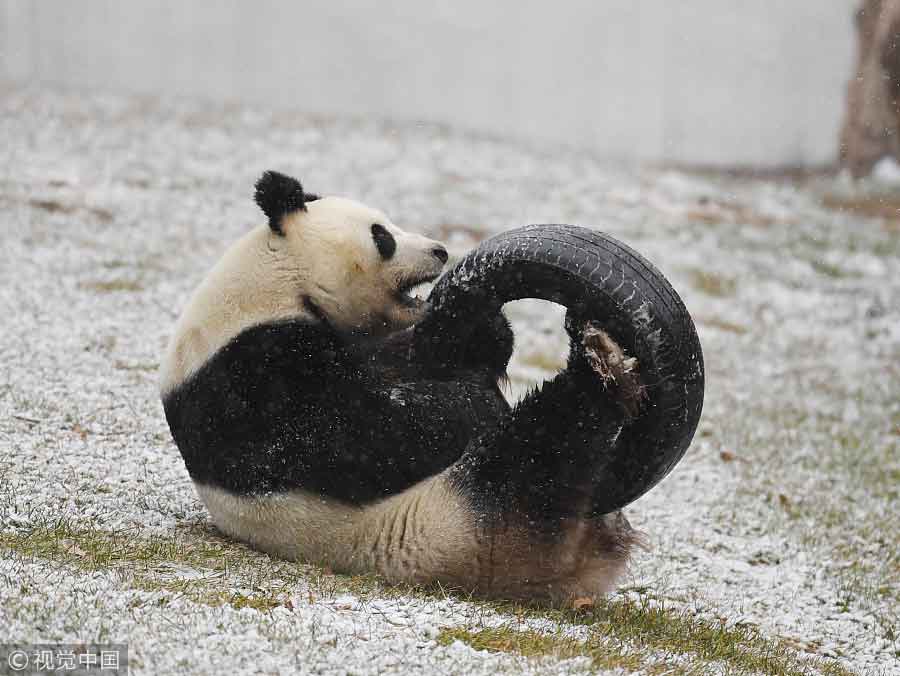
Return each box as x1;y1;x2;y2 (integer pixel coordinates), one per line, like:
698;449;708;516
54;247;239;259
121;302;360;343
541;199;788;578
160;171;448;392
255;171;448;335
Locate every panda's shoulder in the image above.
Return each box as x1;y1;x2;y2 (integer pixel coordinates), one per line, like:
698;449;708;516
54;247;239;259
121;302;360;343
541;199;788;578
219;317;351;378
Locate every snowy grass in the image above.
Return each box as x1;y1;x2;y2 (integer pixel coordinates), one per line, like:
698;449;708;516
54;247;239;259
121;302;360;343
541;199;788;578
1;84;898;675
0;520;859;675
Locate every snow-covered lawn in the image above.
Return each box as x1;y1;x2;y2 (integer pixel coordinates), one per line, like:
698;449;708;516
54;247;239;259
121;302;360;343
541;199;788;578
1;85;897;675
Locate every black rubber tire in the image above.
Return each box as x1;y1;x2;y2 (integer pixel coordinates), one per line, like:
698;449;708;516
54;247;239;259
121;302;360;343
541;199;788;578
417;224;705;513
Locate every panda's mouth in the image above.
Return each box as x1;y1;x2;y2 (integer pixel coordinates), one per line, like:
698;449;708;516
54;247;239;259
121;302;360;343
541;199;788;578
395;273;439;308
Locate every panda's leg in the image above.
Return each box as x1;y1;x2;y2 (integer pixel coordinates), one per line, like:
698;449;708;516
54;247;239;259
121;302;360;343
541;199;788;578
459;309;514;379
444;319;643;601
413;307;514;380
345;322;643;602
346;471;481;587
454;317;642;517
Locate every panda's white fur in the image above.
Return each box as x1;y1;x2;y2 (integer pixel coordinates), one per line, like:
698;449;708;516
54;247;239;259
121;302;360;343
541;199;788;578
195;475;631;602
160;172;639;603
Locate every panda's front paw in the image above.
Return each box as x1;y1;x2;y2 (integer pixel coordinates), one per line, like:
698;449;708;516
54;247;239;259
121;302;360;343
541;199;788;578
563;306;588;345
386;300;431;334
567;316;644;419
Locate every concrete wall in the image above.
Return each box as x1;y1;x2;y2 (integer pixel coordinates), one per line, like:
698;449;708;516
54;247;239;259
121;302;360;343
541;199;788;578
1;0;858;167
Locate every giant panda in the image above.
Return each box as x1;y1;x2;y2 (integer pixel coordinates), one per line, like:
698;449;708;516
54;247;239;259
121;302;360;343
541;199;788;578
160;170;704;603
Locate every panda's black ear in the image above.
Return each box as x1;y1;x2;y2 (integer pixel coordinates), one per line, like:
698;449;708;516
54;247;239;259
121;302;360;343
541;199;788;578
254;170;311;235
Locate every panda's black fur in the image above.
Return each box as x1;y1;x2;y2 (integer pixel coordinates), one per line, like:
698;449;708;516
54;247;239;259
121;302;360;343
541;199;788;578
163;315;513;504
160;170;657;602
253;170;319;234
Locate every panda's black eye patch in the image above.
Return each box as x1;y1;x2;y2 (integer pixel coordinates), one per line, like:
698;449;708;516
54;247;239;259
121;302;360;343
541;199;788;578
371;223;396;260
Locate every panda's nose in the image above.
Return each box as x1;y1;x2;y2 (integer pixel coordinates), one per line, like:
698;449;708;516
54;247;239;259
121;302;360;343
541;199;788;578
431;246;448;264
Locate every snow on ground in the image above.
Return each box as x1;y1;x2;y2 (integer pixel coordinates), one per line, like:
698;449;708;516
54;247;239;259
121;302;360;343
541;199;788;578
0;85;898;675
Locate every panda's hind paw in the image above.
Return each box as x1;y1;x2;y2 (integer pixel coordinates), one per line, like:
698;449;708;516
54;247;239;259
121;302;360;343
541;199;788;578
576;322;644;419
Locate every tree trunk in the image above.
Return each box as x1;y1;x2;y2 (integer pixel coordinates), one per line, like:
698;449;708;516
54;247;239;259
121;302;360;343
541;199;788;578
840;0;900;177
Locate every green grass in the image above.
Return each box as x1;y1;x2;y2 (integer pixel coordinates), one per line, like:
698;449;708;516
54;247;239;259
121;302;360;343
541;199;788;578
438;594;857;676
696;315;750;335
683;268;738;297
0;519;313;611
518;351;566;372
808;258;854;279
438;626;649;673
79;279;144;293
0;517;440;613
